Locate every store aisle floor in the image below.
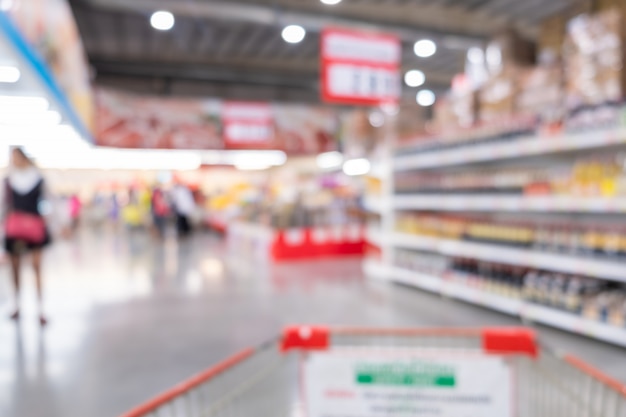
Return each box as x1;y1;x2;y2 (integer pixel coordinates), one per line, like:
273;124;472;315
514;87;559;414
0;230;624;417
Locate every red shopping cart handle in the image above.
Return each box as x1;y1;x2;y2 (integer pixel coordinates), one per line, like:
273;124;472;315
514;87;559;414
281;325;538;357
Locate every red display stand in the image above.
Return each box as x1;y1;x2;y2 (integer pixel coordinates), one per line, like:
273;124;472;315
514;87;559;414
228;223;366;262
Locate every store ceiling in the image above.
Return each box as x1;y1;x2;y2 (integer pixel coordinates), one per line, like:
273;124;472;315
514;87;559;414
69;0;577;103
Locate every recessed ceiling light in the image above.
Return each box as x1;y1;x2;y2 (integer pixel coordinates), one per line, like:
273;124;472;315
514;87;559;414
316;151;344;170
416;89;436;106
282;25;306;44
321;0;342;4
414;39;437;58
404;69;425;87
150;11;175;31
343;158;371;176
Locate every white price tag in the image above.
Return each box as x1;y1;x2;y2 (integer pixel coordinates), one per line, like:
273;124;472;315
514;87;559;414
331;226;344;241
312;228;330;244
347;224;362;242
284;229;305;246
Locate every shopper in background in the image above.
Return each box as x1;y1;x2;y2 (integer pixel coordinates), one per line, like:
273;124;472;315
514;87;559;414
69;193;82;231
3;148;52;326
151;187;171;238
172;182;195;237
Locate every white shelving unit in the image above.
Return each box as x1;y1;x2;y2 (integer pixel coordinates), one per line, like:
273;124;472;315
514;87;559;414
395;127;626;171
390;233;626;282
394;195;626;213
364;125;626;347
364;260;626;347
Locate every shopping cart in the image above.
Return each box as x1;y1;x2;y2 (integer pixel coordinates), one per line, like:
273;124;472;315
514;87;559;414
119;326;626;417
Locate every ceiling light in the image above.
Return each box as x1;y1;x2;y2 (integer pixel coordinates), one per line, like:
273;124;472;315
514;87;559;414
0;0;14;12
414;39;437;58
404;69;425;87
343;158;371;176
416;89;436;106
320;0;342;4
282;25;306;44
0;66;20;83
0;96;49;112
150;11;175;31
224;150;287;167
235;163;272;171
316;151;344;170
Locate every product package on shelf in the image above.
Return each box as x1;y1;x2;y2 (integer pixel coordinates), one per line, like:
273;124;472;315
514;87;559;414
516;65;565;131
479;66;520;123
564;9;626;130
434;86;479;132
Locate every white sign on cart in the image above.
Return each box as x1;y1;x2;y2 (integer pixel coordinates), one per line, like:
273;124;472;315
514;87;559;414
303;351;512;417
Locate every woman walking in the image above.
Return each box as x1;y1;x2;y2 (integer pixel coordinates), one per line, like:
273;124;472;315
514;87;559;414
4;148;51;326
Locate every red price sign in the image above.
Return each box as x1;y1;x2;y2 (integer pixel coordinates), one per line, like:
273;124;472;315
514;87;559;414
321;28;401;105
222;102;273;148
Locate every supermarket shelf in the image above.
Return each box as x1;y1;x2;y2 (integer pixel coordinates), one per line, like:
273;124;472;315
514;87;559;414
366;261;626;347
394;128;626;171
365;227;385;247
390;233;626;283
363;196;387;213
393;194;626;213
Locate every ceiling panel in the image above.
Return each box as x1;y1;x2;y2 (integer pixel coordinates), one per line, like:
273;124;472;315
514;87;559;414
70;0;581;103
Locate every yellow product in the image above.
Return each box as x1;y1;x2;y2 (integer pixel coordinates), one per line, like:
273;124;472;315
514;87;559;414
582;230;603;252
122;204;144;226
600;178;618;197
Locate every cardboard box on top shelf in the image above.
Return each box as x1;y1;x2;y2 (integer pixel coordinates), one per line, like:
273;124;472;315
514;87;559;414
564;9;626;111
517;65;565;128
487;29;536;72
594;0;626;14
571;0;594;15
538;15;567;64
433;97;456;131
479;65;520;123
434;90;478;131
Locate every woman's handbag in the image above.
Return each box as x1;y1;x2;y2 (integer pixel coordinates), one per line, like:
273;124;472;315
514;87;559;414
5;211;46;243
4;179;46;244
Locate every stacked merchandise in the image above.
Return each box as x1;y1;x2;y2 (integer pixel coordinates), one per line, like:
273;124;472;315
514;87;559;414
394;250;626;328
395;213;626;258
400;8;626;157
564;9;626;131
395;154;626;197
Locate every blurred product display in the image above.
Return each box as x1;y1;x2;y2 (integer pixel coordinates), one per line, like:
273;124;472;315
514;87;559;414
394;250;626;328
395;213;626;259
396;154;626;197
366;5;626;347
3;0;626;415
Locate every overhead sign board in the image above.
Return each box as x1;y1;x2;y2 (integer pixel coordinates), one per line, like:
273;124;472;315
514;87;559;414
222;102;274;148
321;28;401;105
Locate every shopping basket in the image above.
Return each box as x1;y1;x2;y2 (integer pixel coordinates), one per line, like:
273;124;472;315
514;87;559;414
119;326;626;417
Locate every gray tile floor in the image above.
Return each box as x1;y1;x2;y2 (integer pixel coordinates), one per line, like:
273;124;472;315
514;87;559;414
0;229;624;417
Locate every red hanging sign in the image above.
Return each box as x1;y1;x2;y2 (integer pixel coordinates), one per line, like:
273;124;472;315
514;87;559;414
321;28;401;105
222;102;274;148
